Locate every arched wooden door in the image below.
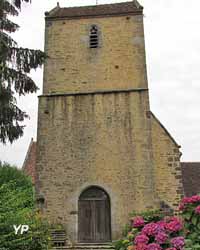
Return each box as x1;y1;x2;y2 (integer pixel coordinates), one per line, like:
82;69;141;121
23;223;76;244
78;186;111;243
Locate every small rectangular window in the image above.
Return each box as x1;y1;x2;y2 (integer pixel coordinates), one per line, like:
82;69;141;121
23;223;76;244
90;25;99;48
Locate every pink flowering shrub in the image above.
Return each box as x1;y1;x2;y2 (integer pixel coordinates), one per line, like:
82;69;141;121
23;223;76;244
116;211;185;250
179;194;200;248
115;210;184;250
131;216;184;250
115;195;200;250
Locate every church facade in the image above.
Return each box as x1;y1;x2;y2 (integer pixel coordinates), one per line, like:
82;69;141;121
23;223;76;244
34;1;184;244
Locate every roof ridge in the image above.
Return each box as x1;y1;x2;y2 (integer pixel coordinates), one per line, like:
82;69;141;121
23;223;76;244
45;1;143;19
59;1;139;10
133;0;142;9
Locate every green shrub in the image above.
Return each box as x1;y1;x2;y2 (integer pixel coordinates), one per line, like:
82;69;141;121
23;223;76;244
0;162;50;250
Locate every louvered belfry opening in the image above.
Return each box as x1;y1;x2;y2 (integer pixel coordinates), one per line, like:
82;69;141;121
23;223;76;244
89;25;99;48
78;186;111;243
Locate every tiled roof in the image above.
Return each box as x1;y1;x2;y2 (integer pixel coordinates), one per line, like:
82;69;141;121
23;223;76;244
45;1;143;19
181;162;200;196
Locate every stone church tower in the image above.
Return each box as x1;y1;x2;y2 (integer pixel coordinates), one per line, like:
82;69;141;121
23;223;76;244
35;1;183;244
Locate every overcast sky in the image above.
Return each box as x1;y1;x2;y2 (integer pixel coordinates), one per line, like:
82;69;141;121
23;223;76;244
0;0;200;167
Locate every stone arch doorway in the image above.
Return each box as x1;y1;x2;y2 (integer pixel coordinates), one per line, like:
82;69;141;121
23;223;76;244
78;186;111;243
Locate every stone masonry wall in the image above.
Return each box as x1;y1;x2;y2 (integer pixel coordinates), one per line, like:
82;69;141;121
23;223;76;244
43;14;147;94
151;113;184;211
36;91;158;243
22;139;37;184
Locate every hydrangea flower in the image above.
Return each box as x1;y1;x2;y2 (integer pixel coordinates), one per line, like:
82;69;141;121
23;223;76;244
179;195;200;210
156;221;166;232
136;244;147;250
195;205;200;214
133;216;145;228
171;236;185;249
134;234;149;245
165;217;183;232
146;243;162;250
190;195;200;203
155;232;168;244
142;223;159;236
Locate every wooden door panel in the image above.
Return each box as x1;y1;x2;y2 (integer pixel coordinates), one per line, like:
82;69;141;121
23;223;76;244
95;200;105;241
95;200;111;242
78;200;94;242
104;199;111;241
78;187;111;243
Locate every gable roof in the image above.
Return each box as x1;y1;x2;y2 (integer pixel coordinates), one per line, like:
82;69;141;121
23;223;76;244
181;162;200;196
45;1;143;20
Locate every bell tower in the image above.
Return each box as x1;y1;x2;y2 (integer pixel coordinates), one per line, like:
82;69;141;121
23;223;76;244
36;1;160;243
43;1;148;94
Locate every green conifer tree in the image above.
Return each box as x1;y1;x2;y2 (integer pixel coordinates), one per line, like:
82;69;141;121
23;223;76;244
0;0;45;144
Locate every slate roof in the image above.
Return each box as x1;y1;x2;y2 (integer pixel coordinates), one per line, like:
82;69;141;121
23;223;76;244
181;162;200;196
45;1;143;20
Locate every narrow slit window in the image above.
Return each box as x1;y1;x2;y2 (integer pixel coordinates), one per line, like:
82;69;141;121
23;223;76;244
90;25;99;48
